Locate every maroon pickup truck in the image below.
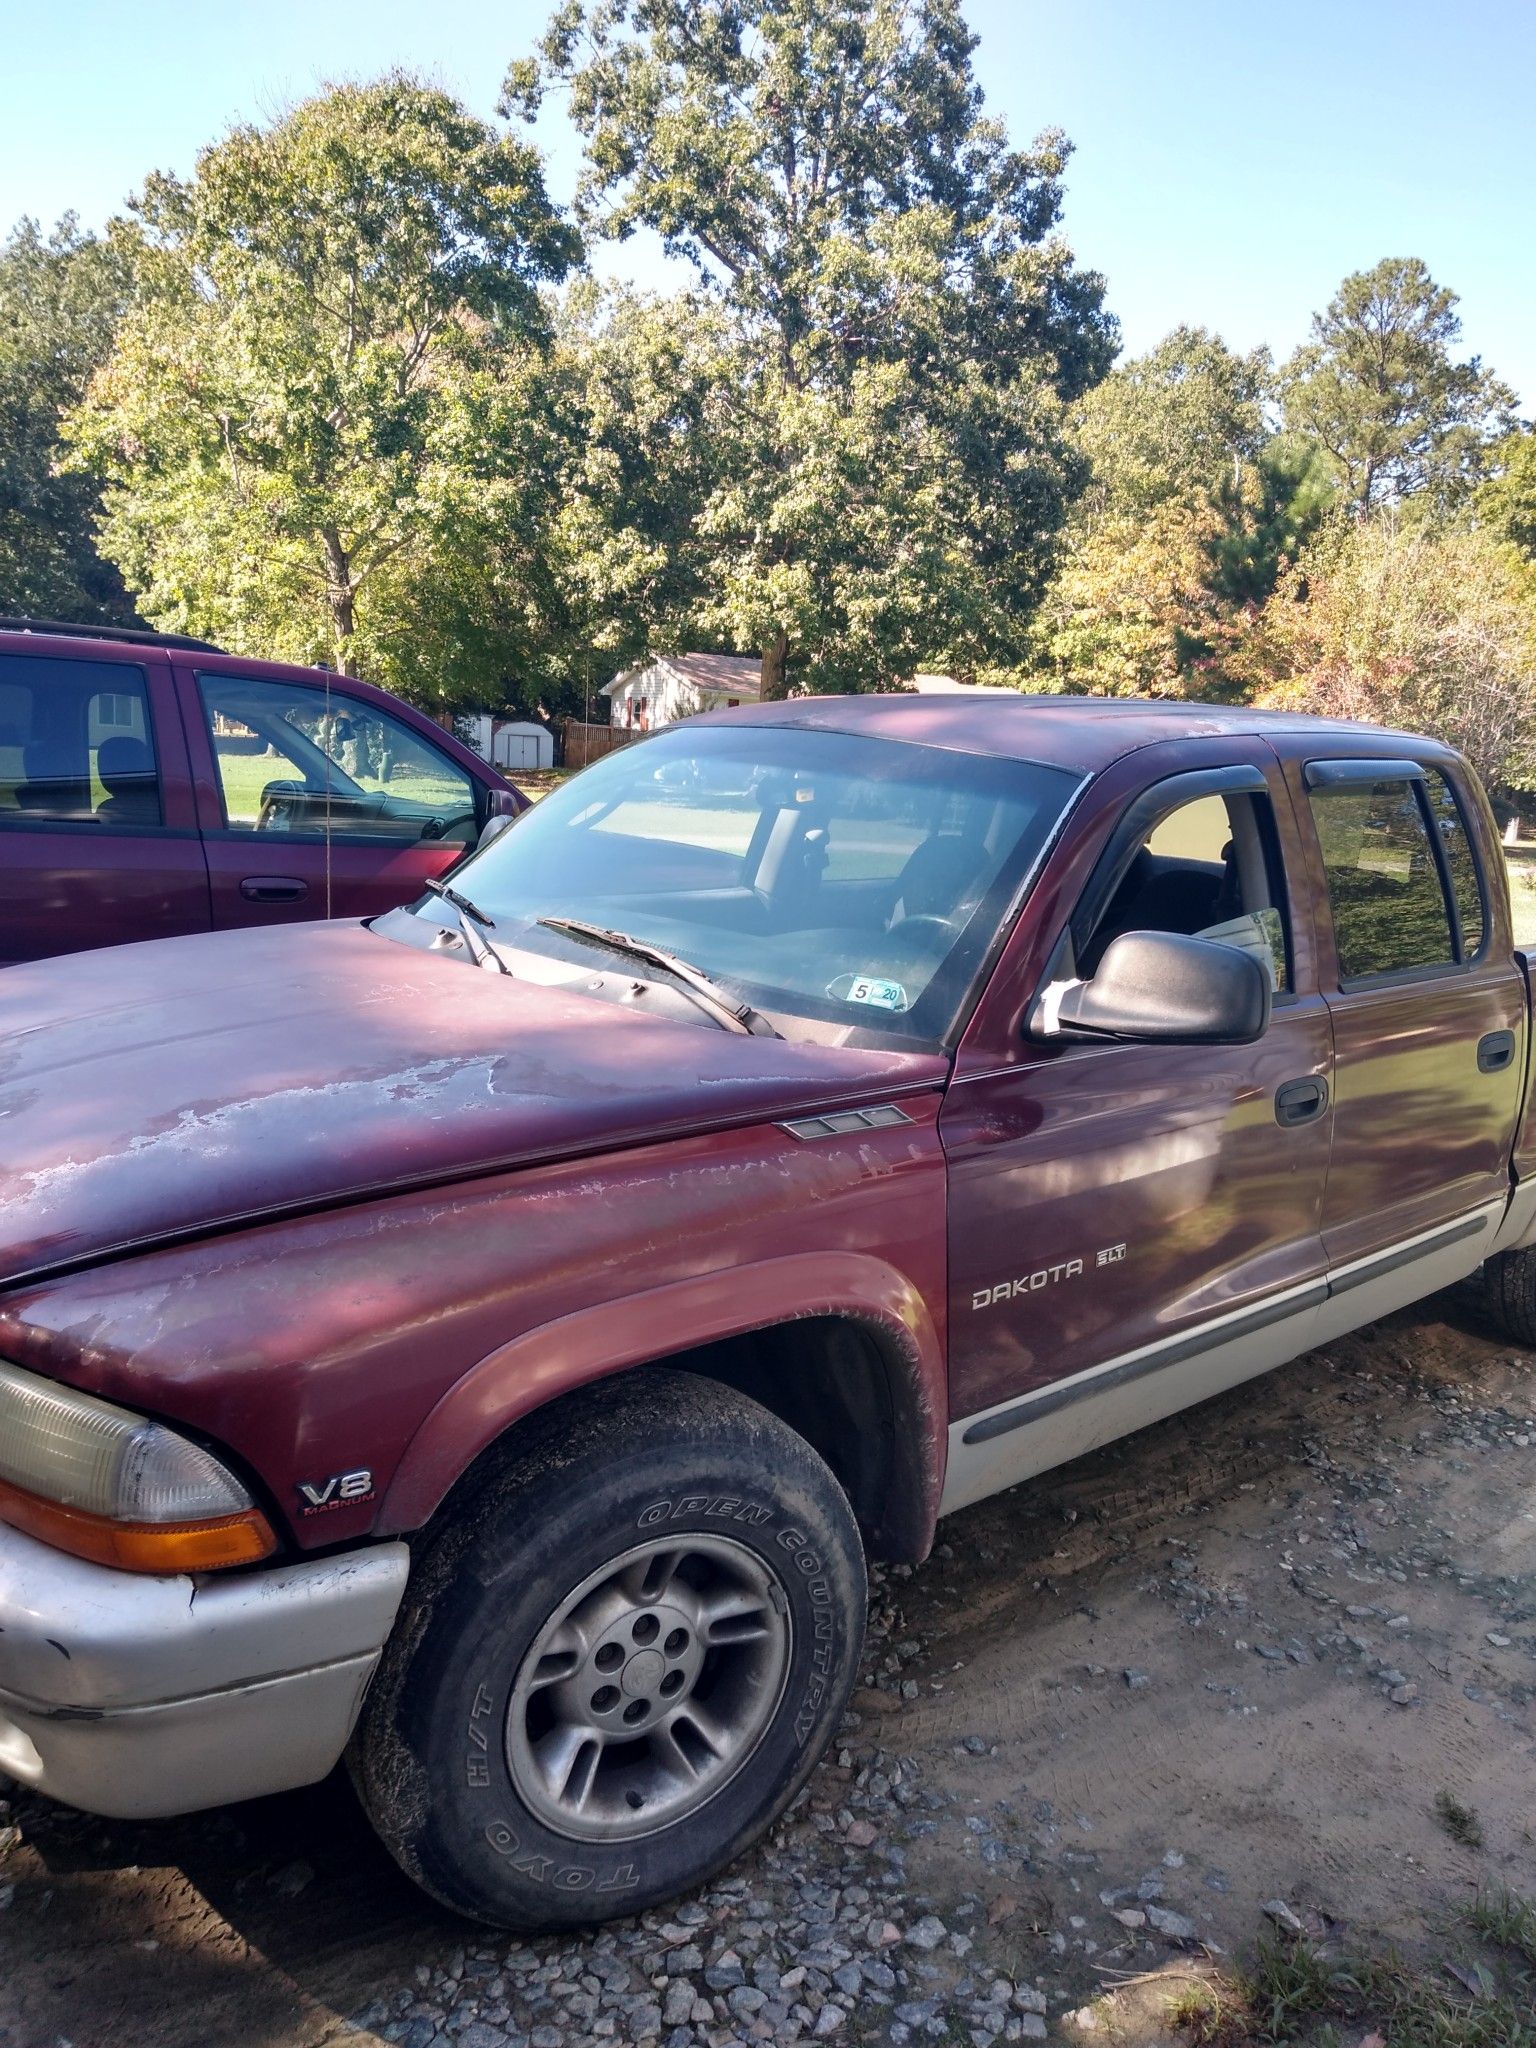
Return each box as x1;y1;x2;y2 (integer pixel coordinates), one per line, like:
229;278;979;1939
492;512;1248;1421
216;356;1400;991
0;618;524;963
3;692;1535;1929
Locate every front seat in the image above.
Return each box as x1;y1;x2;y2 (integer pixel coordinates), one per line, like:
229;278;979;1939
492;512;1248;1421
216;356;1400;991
94;738;160;826
887;831;991;929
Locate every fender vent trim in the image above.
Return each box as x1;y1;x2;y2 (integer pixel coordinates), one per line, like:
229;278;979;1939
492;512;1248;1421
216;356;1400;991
780;1106;914;1141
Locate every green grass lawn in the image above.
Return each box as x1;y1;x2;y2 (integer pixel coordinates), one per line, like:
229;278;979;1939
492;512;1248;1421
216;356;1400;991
1506;845;1536;947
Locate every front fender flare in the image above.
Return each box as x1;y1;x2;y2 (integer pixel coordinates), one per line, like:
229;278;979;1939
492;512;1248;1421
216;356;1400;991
377;1250;947;1560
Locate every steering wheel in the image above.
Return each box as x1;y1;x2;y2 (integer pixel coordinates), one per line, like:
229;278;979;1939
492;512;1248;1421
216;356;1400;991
255;779;316;832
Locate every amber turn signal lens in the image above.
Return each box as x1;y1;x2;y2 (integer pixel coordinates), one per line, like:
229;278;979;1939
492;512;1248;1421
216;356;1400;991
0;1474;277;1573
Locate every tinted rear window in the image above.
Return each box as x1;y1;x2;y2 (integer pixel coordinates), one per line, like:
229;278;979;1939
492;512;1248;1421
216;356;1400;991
0;654;161;828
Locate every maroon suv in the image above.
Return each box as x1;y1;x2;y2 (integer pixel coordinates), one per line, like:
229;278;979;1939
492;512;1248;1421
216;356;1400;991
0;619;524;963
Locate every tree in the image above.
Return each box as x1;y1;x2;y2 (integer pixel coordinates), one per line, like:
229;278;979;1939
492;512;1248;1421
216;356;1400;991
1206;432;1336;611
1026;328;1334;695
67;76;579;709
510;0;1116;696
1281;258;1517;514
1070;324;1273;518
528;282;742;718
1477;427;1536;564
1028;498;1240;697
0;215;135;622
1236;516;1536;791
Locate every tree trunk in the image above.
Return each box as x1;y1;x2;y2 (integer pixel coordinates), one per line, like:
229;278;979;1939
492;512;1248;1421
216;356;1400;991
759;626;790;701
321;526;356;658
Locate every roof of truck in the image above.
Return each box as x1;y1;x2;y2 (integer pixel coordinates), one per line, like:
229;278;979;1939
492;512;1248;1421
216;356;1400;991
694;690;1429;775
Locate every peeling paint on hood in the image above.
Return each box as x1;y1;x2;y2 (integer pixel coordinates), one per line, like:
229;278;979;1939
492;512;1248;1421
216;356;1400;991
0;922;945;1287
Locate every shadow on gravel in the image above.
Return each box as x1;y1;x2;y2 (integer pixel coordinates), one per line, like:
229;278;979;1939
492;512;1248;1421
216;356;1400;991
6;1769;463;2047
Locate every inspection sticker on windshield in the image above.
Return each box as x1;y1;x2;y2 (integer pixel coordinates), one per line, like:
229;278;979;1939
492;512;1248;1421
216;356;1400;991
830;972;909;1013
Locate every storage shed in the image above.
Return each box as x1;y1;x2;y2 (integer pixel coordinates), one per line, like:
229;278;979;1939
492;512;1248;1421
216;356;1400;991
456;715;555;772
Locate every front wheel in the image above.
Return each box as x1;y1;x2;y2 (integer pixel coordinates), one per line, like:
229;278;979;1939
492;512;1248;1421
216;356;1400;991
350;1369;867;1928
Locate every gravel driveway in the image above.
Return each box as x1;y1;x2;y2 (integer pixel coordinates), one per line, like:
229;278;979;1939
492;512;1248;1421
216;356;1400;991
2;1288;1533;2048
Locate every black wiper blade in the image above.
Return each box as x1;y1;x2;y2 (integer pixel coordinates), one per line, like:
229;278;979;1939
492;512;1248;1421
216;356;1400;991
425;877;493;925
536;917;781;1038
422;878;511;975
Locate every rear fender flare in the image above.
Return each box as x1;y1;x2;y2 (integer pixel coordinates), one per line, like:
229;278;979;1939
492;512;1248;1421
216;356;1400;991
377;1251;947;1559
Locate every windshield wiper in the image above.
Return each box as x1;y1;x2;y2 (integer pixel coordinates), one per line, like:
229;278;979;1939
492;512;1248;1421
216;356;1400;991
537;917;781;1038
422;878;511;976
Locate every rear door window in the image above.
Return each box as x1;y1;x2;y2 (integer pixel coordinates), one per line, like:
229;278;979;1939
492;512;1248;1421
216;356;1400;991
0;655;163;828
1308;775;1457;981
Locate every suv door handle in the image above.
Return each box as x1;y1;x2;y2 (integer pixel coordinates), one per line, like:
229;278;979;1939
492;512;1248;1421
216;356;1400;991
239;876;309;904
1478;1029;1516;1074
1275;1075;1329;1127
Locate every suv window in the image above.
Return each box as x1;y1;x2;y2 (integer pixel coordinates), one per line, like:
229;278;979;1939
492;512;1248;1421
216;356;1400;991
1310;775;1457;981
1081;788;1292;994
198;675;478;844
1424;767;1485;958
0;654;162;828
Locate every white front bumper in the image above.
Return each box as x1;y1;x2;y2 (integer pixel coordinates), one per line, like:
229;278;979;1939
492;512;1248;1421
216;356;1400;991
0;1520;408;1817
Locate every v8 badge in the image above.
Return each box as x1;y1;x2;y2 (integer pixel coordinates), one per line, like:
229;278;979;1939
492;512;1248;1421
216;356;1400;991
296;1467;374;1514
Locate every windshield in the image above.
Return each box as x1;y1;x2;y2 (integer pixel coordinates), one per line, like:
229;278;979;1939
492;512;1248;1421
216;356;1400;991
415;725;1078;1043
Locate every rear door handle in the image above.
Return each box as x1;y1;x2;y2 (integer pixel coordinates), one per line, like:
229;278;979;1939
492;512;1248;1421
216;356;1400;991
239;876;309;904
1275;1075;1330;1127
1478;1029;1516;1074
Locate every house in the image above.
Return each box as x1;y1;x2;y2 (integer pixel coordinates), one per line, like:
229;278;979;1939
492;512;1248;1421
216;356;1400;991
601;653;762;730
600;656;986;732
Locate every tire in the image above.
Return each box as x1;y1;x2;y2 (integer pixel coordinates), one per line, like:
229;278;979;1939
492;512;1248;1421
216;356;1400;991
1484;1245;1536;1347
350;1369;867;1929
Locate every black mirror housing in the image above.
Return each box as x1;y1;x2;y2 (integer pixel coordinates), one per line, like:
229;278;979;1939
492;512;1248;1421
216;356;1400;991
476;811;516;853
1041;930;1271;1046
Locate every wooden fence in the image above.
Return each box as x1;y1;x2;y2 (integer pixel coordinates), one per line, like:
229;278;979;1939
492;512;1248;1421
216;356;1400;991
562;718;639;769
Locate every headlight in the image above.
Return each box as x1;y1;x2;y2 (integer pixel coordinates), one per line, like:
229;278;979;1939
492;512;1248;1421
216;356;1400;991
0;1358;276;1572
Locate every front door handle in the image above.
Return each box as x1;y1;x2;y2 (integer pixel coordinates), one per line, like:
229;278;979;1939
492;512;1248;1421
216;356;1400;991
1275;1075;1330;1127
239;875;309;904
1478;1029;1517;1074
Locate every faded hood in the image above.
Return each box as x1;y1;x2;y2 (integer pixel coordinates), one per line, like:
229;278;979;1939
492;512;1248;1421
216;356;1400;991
0;922;943;1287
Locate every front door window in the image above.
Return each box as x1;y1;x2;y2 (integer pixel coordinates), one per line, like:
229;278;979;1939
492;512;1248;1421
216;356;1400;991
1077;786;1292;994
197;675;478;846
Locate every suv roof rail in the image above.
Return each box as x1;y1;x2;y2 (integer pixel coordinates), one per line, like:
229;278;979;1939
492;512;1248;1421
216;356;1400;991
0;615;226;655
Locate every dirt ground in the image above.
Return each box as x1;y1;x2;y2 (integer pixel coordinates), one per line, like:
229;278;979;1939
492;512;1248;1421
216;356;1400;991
2;1287;1533;2048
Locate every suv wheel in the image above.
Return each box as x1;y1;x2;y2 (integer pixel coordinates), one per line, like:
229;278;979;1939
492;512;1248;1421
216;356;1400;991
351;1369;867;1928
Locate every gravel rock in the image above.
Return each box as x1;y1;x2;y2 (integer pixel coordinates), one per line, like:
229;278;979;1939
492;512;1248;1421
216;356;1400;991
907;1914;949;1950
1146;1905;1198;1942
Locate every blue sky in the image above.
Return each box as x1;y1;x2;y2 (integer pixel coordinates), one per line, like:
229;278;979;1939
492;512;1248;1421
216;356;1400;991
2;0;1530;407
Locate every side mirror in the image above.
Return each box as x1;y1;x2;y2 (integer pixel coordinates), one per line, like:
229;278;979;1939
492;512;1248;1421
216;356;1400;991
476;811;516;853
1034;930;1271;1045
